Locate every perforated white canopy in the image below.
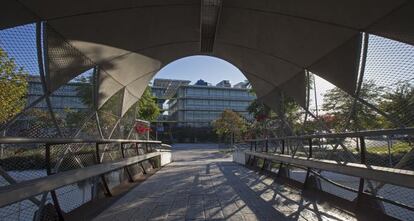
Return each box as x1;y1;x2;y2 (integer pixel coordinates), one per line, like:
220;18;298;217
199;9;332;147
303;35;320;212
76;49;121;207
1;0;413;115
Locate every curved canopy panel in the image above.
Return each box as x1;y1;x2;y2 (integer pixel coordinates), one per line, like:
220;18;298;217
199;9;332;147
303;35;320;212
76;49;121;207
1;0;413;114
309;34;362;95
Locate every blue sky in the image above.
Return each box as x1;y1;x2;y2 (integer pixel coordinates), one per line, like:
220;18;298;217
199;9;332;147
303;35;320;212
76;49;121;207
152;55;247;86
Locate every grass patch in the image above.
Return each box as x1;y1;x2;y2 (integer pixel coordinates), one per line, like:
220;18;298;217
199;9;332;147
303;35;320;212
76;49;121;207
367;142;412;154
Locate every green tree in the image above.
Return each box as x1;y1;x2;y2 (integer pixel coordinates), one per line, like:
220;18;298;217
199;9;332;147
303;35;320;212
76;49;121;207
380;82;414;128
74;77;93;108
213;109;247;144
0;48;28;124
247;99;271;121
246;91;302;136
136;87;160;121
322;81;384;131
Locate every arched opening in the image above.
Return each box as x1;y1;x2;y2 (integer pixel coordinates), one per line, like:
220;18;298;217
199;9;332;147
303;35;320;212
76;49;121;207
1;3;414;221
149;55;254;143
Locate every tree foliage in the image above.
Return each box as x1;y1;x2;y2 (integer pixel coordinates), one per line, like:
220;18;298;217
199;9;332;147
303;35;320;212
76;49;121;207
137;87;160;121
74;77;93;109
246;99;271;121
322;81;384;131
246;91;302;137
213;109;247;142
380;82;414;127
0;48;28;124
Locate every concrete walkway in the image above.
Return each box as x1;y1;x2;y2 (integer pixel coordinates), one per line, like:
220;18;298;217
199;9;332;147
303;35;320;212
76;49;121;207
93;144;357;221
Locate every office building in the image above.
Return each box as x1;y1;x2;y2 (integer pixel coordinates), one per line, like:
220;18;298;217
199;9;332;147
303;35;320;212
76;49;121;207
216;80;231;88
233;80;249;89
151;78;191;110
168;80;255;128
26;75;89;112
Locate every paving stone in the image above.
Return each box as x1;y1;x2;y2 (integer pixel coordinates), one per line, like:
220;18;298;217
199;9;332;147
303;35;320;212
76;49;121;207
186;204;205;220
165;215;185;221
93;145;358;221
221;202;240;218
169;199;187;216
148;205;170;221
205;206;225;219
225;214;244;221
189;195;204;205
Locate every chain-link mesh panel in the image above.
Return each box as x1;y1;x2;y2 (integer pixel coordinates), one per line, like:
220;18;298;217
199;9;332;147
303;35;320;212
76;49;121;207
76;116;101;139
0;24;41;129
317;171;359;201
55;180;95;213
128;163;145;179
98;143;129;189
5;99;59;138
287;139;309;158
50;68;95;138
1;140;154;218
99;143;122;163
100;89;123;116
266;140;281;153
98;72;123;138
123;143;138;158
97;110;119;139
120;104;137;139
46;24;95;93
364;135;414;168
0;24;39;76
363;180;414;221
0;194;56;221
109;123;122;139
364;35;414;128
50;143;97;173
310;138;361;164
123;143;146;179
0;23;50;135
0;143;46;188
0;17;162;221
248;135;414;221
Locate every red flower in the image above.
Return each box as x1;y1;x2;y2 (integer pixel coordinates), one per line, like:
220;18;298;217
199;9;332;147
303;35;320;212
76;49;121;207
135;124;152;134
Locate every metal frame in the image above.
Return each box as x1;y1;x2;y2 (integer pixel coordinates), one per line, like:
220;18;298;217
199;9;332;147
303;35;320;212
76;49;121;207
246;150;414;189
343;32;369;130
246;127;414;141
243;127;414;213
0;152;162;208
0;137;161;145
0;137;164;211
39;22;63;137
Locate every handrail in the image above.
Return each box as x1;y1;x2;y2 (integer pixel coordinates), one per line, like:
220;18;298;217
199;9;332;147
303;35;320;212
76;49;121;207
245;127;414;142
0;135;167;215
0;136;162;145
242;127;414;214
0;152;161;208
289;164;414;211
247;151;414;189
161;144;172;148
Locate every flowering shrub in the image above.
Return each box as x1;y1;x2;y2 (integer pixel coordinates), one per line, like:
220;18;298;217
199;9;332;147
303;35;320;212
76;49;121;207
135;124;151;134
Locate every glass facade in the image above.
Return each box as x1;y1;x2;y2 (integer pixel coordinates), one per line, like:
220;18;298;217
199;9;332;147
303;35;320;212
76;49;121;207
169;85;255;127
27;76;89;111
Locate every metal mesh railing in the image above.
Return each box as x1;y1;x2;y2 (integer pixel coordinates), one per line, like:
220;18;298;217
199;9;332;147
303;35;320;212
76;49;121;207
0;138;163;221
243;128;414;221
